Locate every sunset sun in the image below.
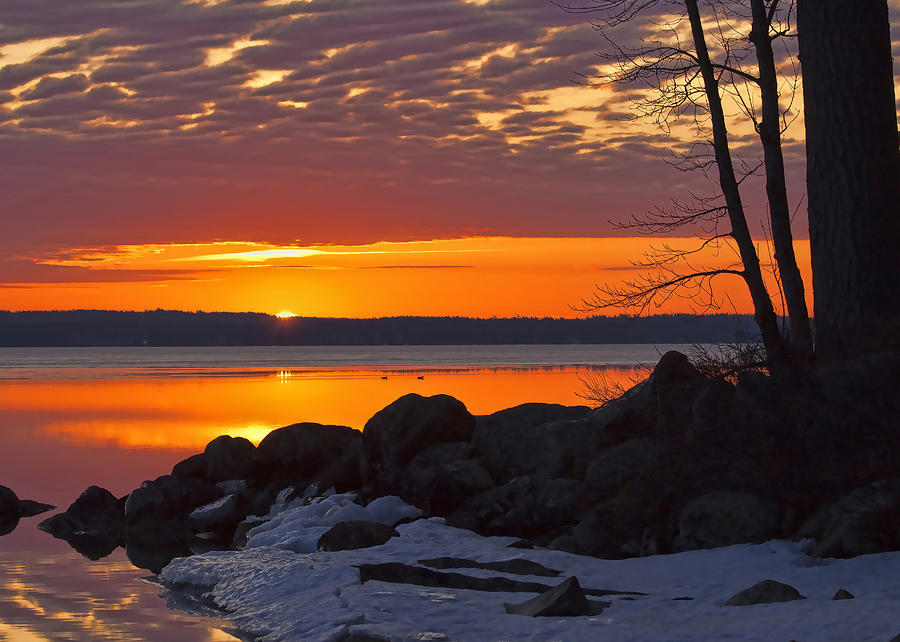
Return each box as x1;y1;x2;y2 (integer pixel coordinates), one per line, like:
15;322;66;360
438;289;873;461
275;311;297;318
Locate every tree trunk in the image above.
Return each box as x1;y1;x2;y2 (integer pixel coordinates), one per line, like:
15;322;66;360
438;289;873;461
797;0;900;361
749;0;813;368
685;0;789;372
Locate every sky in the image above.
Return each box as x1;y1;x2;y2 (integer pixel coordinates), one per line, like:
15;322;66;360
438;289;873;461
0;0;896;317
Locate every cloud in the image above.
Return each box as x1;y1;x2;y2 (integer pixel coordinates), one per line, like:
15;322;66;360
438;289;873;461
0;0;895;258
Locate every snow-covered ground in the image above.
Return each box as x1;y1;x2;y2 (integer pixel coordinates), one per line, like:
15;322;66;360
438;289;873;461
159;494;900;642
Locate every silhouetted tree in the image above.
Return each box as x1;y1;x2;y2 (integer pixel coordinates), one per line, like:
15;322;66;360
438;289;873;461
797;0;900;361
566;0;811;372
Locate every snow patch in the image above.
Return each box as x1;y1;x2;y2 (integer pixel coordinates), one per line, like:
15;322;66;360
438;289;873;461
160;498;900;642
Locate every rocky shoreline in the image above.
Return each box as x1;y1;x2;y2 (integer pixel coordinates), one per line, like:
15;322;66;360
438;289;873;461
7;349;900;639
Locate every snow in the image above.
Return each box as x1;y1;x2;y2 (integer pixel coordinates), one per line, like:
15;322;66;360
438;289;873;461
159;496;900;642
242;493;422;554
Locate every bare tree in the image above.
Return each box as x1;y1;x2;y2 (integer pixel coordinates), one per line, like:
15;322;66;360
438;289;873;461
562;0;812;372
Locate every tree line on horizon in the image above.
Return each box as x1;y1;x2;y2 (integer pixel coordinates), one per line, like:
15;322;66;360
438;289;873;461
0;310;759;347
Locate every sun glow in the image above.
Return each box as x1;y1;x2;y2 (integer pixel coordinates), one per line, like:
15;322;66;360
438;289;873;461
275;311;297;318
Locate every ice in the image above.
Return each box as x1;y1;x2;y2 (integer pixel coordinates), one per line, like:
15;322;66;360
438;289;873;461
243;493;422;554
160;499;900;642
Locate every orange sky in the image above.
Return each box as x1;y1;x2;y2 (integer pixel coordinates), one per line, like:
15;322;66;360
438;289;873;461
2;236;812;317
2;1;886;319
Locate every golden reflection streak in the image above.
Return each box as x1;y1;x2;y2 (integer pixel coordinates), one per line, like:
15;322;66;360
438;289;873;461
2;560;237;641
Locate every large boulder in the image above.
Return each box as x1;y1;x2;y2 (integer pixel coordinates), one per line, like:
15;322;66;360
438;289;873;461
471;413;612;484
363;394;475;478
256;422;362;490
38;485;124;539
470;404;591;481
569;497;652;558
188;494;242;535
448;476;587;540
584;438;659;499
316;521;398;552
798;478;900;558
673;491;780;552
172;435;259;483
369;442;494;516
124;475;221;541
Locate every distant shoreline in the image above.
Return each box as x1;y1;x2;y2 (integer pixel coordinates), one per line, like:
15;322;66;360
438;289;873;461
0;310;762;348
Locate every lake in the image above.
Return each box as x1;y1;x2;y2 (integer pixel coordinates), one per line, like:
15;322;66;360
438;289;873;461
0;344;684;641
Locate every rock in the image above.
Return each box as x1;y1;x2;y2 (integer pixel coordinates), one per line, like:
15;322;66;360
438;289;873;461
418;557;561;577
38;485;124;540
673;491;779;552
503;576;594;617
724;579;805;606
188;494;241;534
472;410;615;484
370;442;494;516
0;484;55;522
570;497;648;559
358;562;551;593
470;404;592;482
0;485;18;518
799;478;900;558
16;499;56;517
363;394;475;477
832;588;854;600
173;436;259;484
448;476;587;540
336;632;390;642
216;479;248;495
231;516;267;550
317;520;398;552
256;422;362;490
204;435;258;481
124;475;221;541
584;438;658;498
643;351;706;438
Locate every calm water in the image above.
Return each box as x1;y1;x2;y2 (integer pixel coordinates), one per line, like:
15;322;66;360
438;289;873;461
0;345;681;641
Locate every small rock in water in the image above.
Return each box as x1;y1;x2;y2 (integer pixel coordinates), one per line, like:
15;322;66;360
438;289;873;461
724;579;806;606
503;577;594;617
832;588;855;600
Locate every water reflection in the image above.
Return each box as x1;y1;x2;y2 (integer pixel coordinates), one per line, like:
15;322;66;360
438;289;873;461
0;360;646;641
0;546;240;641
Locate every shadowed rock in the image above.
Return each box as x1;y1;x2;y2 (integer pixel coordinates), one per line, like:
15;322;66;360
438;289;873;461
363;394;475;478
799;478;900;558
418;557;560;577
832;588;854;600
39;486;124;539
125;475;221;541
674;491;779;552
724;580;805;606
317;521;398;552
357;562;644;597
1;484;54;535
256;422;362;491
503;577;599;617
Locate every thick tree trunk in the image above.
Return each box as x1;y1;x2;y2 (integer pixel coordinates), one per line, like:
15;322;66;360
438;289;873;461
685;0;789;372
797;0;900;361
749;0;813;368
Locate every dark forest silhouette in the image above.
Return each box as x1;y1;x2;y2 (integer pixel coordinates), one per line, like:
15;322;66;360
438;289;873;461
0;310;757;347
